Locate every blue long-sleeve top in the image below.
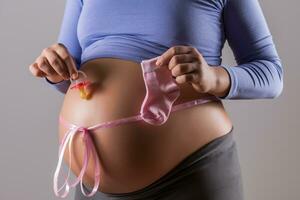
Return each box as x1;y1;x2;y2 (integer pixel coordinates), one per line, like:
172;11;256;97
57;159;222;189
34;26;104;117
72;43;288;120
44;0;284;99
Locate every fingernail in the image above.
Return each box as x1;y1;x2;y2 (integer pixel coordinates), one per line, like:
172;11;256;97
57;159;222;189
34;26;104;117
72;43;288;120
72;73;77;79
156;60;162;66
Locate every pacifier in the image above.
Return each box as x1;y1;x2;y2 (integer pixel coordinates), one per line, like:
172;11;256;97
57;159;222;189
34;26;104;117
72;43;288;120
70;71;92;100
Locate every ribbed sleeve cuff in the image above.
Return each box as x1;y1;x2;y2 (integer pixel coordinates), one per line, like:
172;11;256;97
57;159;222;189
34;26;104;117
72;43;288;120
44;77;71;94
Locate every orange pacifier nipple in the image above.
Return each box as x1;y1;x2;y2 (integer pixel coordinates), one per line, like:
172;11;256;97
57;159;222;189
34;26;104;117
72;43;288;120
70;71;92;100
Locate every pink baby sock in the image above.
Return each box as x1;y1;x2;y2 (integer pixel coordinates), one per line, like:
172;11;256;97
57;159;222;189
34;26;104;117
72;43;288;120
140;56;181;125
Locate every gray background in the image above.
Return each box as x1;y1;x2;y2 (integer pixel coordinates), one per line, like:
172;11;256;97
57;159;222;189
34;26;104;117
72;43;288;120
0;0;299;199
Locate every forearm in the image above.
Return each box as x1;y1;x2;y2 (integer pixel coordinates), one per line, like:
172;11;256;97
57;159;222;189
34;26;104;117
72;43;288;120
208;60;283;100
208;66;231;98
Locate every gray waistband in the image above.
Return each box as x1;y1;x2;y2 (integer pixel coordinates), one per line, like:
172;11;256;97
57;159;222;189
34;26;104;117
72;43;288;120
80;126;235;199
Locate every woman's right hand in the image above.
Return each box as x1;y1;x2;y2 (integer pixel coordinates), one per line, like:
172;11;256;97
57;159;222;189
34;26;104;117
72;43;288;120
29;43;79;83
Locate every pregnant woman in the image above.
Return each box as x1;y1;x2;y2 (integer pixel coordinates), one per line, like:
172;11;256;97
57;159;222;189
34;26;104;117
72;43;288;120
29;0;283;199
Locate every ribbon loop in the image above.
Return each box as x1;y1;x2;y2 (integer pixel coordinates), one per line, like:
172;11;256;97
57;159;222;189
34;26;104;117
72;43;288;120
53;125;101;198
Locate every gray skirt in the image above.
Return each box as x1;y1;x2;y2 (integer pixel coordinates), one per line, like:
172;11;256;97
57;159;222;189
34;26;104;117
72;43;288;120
74;126;244;200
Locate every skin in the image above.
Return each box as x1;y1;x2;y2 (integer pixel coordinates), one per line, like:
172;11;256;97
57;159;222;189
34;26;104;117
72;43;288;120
155;45;231;98
29;44;233;194
29;43;79;83
28;44;230;97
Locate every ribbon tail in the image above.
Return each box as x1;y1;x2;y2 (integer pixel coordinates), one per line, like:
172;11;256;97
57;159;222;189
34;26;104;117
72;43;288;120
53;127;77;198
69;130;90;188
80;134;100;197
80;133;93;196
81;133;101;197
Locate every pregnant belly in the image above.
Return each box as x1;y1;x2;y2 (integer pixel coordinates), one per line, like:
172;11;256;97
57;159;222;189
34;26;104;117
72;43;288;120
58;58;233;194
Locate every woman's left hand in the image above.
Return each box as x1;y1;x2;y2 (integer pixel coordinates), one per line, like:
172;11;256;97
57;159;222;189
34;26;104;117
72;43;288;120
155;45;218;94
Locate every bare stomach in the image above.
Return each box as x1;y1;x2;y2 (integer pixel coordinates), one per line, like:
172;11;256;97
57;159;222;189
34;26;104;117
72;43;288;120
58;57;233;194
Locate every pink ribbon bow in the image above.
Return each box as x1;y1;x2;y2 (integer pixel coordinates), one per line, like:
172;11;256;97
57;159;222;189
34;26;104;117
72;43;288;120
53;117;100;198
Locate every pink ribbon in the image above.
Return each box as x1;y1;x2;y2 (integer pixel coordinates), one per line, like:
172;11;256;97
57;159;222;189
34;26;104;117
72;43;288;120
53;120;100;198
53;95;221;198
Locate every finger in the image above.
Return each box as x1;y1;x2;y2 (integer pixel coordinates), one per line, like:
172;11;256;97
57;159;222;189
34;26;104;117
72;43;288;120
36;56;57;77
171;63;198;77
168;54;198;70
156;46;193;67
29;62;47;77
192;49;206;66
175;72;199;85
156;46;195;67
42;47;69;80
55;43;79;80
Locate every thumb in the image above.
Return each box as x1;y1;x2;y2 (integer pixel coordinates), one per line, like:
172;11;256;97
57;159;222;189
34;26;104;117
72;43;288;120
69;57;79;80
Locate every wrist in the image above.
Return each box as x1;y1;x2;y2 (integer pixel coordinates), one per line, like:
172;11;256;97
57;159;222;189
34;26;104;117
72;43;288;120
45;76;65;84
207;66;230;98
